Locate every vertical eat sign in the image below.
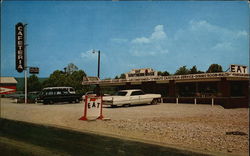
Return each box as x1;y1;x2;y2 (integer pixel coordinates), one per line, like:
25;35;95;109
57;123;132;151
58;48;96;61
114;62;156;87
16;22;25;73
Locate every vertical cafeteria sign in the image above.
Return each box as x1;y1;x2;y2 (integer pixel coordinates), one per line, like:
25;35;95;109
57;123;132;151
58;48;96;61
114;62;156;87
16;22;25;72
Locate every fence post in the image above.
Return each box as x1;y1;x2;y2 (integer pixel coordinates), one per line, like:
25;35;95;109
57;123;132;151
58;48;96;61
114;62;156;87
212;98;214;107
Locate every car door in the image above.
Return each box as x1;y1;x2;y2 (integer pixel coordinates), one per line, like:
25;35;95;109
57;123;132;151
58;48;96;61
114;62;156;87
130;91;141;105
55;90;64;102
62;90;71;102
138;91;150;104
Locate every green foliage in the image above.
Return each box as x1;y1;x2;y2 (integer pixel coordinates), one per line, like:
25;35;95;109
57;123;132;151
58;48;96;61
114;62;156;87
120;73;126;79
65;63;78;75
42;64;87;95
189;66;204;74
28;75;42;92
174;66;190;75
158;71;170;76
114;73;126;79
207;64;223;73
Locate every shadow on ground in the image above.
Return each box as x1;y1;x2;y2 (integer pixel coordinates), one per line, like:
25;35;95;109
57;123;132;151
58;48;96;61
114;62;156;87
0;118;211;156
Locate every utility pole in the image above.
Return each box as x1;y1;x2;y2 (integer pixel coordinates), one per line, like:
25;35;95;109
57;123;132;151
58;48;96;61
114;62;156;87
93;50;101;79
98;50;100;79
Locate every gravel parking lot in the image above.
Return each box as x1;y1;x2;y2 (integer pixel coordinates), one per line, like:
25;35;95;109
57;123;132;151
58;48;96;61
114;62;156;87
1;98;249;156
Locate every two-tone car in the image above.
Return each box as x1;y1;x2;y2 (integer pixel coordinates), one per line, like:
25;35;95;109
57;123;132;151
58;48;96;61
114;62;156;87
102;89;161;107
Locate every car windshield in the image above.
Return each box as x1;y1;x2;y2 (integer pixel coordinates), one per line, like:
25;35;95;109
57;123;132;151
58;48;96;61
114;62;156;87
116;91;127;96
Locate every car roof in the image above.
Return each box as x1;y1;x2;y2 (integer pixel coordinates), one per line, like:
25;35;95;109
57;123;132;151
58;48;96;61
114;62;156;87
43;87;73;90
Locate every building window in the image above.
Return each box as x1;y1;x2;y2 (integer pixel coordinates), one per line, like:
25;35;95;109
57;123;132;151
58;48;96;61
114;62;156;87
231;82;243;97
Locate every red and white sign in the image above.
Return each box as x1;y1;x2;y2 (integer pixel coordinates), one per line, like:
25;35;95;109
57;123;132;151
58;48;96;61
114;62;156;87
79;95;103;121
0;86;16;94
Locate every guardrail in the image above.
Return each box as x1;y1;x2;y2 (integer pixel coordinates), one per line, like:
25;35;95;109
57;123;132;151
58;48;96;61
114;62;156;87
82;72;249;85
160;97;248;108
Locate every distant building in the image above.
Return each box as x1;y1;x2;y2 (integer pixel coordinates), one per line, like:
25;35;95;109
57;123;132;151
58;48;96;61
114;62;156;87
82;65;249;108
0;77;17;94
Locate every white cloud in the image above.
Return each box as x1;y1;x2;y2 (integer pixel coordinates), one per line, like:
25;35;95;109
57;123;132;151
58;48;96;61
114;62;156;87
236;30;248;38
110;38;128;43
132;25;167;44
131;37;150;44
81;50;98;59
130;25;168;56
212;42;233;51
151;25;166;40
174;20;248;53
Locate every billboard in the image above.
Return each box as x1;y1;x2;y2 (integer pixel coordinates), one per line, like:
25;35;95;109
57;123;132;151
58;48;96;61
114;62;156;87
29;67;39;74
16;22;25;73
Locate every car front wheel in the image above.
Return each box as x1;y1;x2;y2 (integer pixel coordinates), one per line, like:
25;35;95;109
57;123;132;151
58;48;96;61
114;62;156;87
151;99;158;105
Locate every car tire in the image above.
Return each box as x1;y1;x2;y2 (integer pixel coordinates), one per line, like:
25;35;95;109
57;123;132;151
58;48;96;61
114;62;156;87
123;104;130;107
75;99;80;103
111;105;117;108
151;99;158;105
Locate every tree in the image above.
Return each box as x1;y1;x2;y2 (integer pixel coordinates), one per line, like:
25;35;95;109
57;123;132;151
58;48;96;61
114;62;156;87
67;70;86;92
28;75;42;92
42;70;66;87
189;66;204;74
114;73;126;79
65;63;78;75
158;71;170;76
162;71;170;76
207;64;223;73
174;66;190;75
120;73;126;79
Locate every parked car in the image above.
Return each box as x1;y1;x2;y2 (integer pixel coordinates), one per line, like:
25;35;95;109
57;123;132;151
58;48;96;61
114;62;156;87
36;87;82;104
102;89;161;107
82;91;110;101
42;87;76;94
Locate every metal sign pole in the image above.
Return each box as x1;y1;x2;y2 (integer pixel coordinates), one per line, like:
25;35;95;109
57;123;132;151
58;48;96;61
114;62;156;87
24;24;28;104
25;69;27;104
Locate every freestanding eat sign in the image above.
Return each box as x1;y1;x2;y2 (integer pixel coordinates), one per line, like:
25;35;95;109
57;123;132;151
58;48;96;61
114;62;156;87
79;96;104;121
16;22;25;73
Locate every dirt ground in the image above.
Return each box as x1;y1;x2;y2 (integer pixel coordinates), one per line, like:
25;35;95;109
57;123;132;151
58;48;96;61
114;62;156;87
1;98;249;156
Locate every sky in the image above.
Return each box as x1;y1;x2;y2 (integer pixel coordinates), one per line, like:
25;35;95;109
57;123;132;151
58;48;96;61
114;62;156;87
1;1;249;79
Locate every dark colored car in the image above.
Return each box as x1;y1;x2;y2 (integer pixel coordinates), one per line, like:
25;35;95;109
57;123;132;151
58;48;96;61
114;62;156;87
37;88;82;104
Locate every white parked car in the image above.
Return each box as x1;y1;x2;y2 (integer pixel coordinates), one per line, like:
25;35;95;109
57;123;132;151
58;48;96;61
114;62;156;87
103;89;161;107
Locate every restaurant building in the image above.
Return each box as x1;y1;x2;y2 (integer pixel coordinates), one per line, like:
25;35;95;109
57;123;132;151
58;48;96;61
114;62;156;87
82;65;249;108
0;77;17;95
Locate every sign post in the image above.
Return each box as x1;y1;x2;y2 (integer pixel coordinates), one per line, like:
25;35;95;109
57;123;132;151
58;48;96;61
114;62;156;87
16;22;28;103
79;96;104;121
